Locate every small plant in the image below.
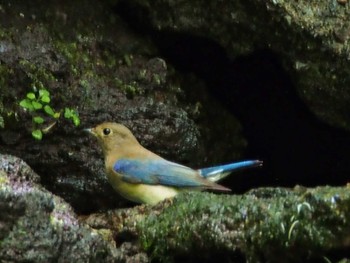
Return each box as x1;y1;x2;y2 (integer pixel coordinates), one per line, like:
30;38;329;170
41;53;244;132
64;107;80;127
19;87;80;140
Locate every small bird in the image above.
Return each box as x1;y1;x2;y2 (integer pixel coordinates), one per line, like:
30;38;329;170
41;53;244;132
85;122;262;205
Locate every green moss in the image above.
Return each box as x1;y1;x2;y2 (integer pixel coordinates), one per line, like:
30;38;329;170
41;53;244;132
19;59;56;90
53;35;119;78
123;54;133;67
137;187;350;262
0;64;12;96
0;170;9;185
52;34;123;104
119;81;143;99
0;26;10;39
0;63;17;128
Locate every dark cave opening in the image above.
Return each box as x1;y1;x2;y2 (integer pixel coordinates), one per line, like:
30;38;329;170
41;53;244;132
153;32;350;191
114;1;350;191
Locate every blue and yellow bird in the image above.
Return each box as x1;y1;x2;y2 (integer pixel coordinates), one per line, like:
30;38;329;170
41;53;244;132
86;122;262;205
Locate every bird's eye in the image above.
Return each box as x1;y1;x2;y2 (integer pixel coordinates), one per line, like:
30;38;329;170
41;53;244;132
103;128;111;135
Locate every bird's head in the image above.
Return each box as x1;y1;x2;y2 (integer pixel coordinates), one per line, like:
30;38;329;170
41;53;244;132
85;122;139;154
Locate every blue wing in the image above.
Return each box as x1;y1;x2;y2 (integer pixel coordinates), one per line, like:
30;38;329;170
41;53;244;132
113;158;228;190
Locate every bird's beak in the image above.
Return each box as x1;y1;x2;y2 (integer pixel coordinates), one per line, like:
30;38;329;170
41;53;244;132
84;127;97;136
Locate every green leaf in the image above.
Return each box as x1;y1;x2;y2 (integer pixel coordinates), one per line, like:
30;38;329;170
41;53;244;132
39;89;50;103
64;108;72;118
32;129;43;140
44;105;55;116
40;95;50;103
33;116;44;124
19;99;34;110
27;92;36;100
53;112;61;119
32;101;42;110
64;108;80;126
72;115;80;126
39;89;50;98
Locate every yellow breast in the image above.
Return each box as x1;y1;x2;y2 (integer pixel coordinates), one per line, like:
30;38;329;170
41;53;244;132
106;169;179;205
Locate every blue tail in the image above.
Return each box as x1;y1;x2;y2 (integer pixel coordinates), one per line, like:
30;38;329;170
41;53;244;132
199;160;263;182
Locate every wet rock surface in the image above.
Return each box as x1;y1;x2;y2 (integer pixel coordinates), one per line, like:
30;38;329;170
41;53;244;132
0;154;127;262
82;185;350;262
118;0;350;130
